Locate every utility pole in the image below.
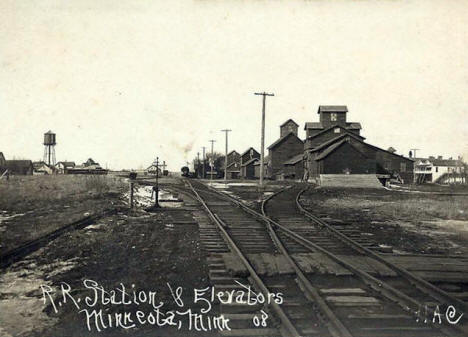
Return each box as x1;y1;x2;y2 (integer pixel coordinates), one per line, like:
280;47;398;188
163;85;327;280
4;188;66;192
197;152;200;178
152;157;160;208
410;148;420;158
209;139;216;184
221;129;232;183
254;91;275;186
202;146;206;179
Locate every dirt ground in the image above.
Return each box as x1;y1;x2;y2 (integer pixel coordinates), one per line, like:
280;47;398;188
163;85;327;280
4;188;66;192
0;177;212;337
300;185;468;255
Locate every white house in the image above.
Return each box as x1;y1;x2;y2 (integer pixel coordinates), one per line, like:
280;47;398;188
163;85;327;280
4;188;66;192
414;156;465;183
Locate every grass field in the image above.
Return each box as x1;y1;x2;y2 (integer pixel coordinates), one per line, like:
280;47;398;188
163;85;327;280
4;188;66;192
0;175;126;211
301;186;468;254
0;175;127;252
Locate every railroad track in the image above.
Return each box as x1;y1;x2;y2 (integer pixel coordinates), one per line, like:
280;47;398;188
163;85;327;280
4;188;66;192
183;180;467;337
0;208;120;269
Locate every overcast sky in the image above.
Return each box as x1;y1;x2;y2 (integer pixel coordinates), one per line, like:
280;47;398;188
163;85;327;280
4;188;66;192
1;0;467;170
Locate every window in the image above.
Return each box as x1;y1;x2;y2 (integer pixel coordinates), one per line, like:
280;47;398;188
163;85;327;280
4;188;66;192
331;113;337;121
334;127;340;133
400;162;406;172
435;167;438;173
250;149;254;158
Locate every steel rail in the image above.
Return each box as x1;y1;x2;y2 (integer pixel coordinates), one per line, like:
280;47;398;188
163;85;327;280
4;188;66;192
295;187;467;313
0;208;120;269
186;182;354;337
186;181;301;337
197;181;465;336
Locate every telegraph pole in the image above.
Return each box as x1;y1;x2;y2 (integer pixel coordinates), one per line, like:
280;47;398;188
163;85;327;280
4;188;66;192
209;139;216;184
221;129;232;183
202;146;206;179
254;92;274;186
197;152;200;178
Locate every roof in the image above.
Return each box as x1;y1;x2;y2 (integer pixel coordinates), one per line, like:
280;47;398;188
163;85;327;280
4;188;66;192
415;157;461;167
226;162;240;169
304;121;361;131
241;158;259;167
267;132;303;150
316;140;360;161
56;161;75;167
308;133;363;153
304;122;324;130
346;122;362;130
4;160;33;171
241;147;259;157
284;154;303;165
307;125;365;141
318;105;348;113
227;150;239;157
280;119;299;127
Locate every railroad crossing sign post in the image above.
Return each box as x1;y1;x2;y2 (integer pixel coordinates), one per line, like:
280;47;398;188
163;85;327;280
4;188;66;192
254;91;275;186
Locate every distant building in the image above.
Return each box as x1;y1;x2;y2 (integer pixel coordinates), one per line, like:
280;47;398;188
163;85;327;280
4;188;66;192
304;105;413;185
55;161;76;174
226;161;241;179
241;157;258;179
82;158;102;169
146;164;162;175
33;161;56;175
226;150;241;167
414;156;465;183
283;154;304;180
3;160;34;175
267;119;303;179
240;148;260;179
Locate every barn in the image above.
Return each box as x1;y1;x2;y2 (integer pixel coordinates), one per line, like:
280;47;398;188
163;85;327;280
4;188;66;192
267;119;303;179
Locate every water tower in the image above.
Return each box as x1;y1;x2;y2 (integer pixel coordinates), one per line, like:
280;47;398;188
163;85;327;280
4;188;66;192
43;130;56;166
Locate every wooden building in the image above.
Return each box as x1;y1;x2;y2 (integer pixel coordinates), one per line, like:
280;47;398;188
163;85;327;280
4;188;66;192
226;150;241;166
304;106;414;185
241;158;258;179
33;161;56;175
267;119;303;179
226;162;241;179
283;154;304;180
3;160;34;175
55;161;76;174
305;106;361;139
240;147;260;165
